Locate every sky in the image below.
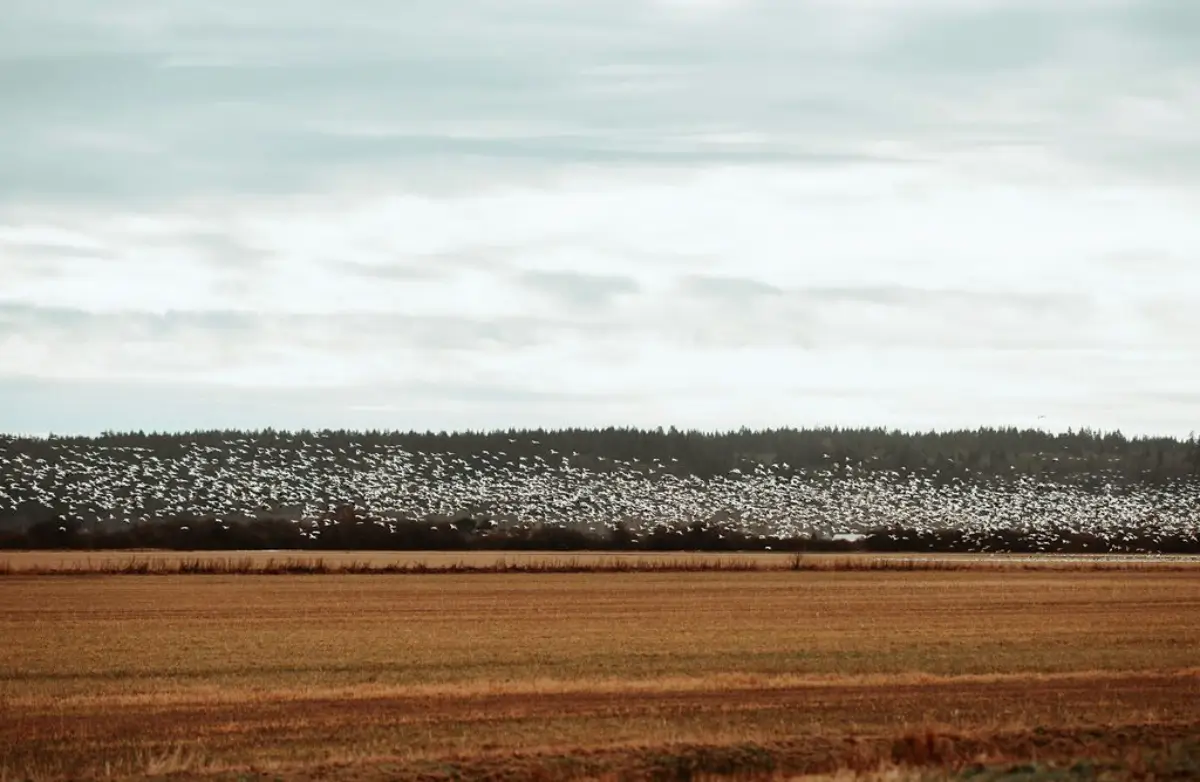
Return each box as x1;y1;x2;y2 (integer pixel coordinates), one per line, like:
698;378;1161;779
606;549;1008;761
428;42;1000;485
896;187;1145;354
2;0;1199;438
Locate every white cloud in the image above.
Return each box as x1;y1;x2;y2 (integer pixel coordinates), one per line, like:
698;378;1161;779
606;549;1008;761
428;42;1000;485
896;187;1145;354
2;0;1199;435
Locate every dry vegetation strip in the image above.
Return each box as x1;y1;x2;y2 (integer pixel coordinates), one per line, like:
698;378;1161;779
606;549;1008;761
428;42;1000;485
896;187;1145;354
2;571;1199;780
4;549;1200;575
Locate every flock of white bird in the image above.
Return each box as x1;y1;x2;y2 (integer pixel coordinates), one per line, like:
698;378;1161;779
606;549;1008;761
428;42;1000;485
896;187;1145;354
2;436;1198;546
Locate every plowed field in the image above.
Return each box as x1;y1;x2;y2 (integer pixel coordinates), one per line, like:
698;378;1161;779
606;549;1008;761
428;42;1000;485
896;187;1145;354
2;570;1198;780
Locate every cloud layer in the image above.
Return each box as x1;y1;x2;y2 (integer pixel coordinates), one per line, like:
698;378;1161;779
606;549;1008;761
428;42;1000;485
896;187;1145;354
2;0;1199;435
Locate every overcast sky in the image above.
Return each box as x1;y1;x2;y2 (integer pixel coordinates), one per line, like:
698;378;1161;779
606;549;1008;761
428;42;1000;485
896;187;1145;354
2;0;1199;437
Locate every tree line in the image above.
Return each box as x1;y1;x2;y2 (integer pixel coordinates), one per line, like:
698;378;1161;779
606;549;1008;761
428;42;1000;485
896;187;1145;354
5;424;1199;484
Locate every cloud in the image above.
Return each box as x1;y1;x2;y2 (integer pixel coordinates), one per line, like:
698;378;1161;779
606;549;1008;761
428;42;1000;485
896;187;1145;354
177;230;273;270
790;285;1086;315
2;0;1200;435
518;270;641;310
678;274;783;299
3;0;1198;209
335;260;447;282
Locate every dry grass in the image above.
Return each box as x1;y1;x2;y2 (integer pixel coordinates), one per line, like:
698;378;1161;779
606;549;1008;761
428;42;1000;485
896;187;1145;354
4;549;1199;575
2;570;1199;780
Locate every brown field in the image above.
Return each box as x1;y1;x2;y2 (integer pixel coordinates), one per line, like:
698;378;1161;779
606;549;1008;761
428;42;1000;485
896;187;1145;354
2;567;1200;780
4;549;1200;575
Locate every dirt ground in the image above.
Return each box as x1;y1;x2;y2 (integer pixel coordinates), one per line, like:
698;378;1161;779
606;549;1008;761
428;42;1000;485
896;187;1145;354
2;569;1198;780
